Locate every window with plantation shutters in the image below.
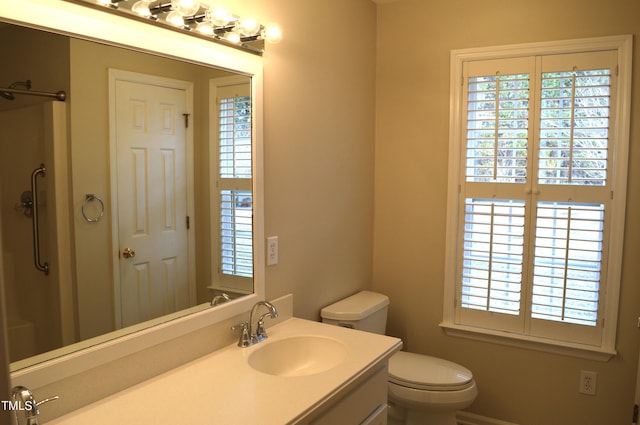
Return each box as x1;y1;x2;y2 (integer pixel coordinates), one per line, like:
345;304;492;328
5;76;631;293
219;93;252;180
213;79;253;289
443;37;632;358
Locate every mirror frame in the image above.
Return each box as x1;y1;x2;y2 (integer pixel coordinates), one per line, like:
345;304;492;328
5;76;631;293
1;0;265;388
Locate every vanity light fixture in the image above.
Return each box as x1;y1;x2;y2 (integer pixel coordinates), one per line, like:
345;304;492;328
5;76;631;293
66;0;282;54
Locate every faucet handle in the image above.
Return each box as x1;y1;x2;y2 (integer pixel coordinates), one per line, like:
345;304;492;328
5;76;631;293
10;386;58;425
37;395;60;407
231;322;251;347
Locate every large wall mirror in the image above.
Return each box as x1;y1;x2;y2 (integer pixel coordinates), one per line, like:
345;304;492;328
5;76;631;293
0;0;265;380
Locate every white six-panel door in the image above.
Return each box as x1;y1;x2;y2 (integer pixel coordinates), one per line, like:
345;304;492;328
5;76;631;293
112;72;194;328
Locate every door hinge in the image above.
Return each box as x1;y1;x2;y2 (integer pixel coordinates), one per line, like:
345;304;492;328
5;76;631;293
186;215;190;229
183;113;191;128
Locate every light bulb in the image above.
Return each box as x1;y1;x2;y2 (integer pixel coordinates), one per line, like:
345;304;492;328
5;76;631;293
166;10;185;27
171;0;200;16
224;32;241;44
263;23;283;44
196;21;214;35
131;1;152;17
95;0;112;6
206;7;231;26
238;17;260;36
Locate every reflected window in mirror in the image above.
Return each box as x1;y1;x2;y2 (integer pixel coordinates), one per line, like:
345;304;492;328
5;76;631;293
211;77;253;295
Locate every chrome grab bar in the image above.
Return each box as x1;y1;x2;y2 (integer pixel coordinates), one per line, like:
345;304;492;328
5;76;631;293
31;164;48;275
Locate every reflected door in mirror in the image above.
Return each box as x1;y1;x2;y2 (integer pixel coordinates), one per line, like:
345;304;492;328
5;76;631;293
114;76;195;328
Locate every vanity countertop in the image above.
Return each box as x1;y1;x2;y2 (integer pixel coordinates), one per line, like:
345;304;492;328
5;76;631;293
47;317;402;425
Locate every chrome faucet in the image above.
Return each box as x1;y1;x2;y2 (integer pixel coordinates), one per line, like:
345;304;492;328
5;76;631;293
232;301;278;347
250;301;278;343
210;292;230;306
10;386;59;425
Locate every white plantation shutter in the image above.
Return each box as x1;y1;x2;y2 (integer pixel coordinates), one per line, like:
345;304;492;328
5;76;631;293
460;198;525;331
538;68;611;186
219;94;252;179
531;202;604;327
216;82;253;281
220;190;253;277
451;47;625;348
466;72;529;183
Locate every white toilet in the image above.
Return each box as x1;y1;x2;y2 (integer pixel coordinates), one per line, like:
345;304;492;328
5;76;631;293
321;291;477;425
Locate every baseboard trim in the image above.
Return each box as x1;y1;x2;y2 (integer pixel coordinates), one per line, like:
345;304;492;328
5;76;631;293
457;411;520;425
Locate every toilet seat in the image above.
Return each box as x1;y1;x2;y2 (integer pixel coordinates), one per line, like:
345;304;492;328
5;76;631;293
389;351;474;391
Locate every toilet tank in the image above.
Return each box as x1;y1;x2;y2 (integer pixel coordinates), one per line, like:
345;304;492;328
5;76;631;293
321;291;389;334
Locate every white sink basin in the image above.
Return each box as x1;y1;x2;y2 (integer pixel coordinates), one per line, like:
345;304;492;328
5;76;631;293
248;335;348;377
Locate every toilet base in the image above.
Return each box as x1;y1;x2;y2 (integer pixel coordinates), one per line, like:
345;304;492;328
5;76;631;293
388;378;477;425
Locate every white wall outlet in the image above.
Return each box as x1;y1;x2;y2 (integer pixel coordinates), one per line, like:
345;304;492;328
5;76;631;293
579;370;597;395
266;236;278;266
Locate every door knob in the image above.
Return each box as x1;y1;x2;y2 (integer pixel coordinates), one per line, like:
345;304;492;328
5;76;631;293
122;247;136;259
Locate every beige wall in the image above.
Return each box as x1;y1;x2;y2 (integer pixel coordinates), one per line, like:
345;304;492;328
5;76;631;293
259;0;378;318
374;1;640;424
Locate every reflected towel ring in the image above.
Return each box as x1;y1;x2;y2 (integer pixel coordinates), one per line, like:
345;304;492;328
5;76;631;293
82;194;104;223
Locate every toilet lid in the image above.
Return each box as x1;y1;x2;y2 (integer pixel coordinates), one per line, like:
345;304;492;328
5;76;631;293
389;351;474;391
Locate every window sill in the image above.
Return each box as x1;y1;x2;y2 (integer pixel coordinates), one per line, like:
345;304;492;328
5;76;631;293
439;322;616;362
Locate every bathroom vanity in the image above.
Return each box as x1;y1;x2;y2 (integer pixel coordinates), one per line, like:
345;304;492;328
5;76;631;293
46;318;401;425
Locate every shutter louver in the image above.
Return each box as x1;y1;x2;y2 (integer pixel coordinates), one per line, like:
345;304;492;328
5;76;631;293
539;69;611;186
219;95;252;179
466;74;529;183
461;198;525;315
220;190;253;278
531;202;604;326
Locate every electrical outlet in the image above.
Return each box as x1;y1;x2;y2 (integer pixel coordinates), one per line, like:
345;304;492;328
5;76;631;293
579;370;597;395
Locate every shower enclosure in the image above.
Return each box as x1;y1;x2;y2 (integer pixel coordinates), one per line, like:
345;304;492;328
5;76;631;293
0;99;75;363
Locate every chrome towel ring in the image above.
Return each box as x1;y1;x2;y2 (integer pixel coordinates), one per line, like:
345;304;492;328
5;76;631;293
82;194;105;223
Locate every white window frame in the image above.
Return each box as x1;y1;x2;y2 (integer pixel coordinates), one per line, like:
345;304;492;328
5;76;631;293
441;35;633;361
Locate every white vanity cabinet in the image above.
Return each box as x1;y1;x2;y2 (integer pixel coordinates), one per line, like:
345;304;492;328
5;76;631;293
45;318;401;425
303;363;389;425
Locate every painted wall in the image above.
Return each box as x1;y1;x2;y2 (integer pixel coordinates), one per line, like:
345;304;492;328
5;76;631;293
373;1;640;424
258;0;378;318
